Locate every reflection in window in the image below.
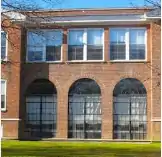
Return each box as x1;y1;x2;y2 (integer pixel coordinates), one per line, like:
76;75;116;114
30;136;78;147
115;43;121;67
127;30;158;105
68;78;101;139
110;28;146;61
129;29;145;60
110;30;126;60
27;30;62;62
113;78;147;140
68;30;84;60
68;29;104;61
87;29;103;60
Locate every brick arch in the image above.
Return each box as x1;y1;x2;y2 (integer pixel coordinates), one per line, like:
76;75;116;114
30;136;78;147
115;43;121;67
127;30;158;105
65;74;105;96
109;73;150;97
23;76;60;95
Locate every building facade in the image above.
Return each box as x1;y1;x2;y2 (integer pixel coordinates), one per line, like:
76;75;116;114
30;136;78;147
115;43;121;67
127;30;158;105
1;8;161;141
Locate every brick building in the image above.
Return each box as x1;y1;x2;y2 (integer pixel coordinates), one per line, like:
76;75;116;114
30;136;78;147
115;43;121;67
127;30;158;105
1;8;161;141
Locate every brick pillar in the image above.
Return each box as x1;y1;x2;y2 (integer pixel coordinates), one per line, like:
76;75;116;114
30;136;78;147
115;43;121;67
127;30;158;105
101;88;113;139
104;28;109;62
62;28;67;62
56;90;68;139
146;88;151;140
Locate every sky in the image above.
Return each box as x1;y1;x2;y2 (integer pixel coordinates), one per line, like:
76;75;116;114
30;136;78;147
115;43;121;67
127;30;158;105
38;0;148;9
3;0;151;11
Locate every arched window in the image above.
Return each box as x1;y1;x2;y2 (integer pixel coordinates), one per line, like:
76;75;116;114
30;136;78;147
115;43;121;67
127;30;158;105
113;78;147;140
68;78;101;139
25;79;57;138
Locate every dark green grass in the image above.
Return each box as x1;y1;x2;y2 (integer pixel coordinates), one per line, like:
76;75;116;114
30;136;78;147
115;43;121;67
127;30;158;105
1;140;161;157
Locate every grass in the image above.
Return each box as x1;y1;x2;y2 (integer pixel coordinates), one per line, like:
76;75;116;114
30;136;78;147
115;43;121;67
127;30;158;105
1;140;161;157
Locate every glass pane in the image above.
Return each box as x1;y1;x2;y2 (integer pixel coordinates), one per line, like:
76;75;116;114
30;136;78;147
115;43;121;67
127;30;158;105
26;95;57;138
68;30;84;45
1;80;5;95
28;31;45;46
1;32;6;59
46;46;61;61
87;29;103;45
1;95;5;109
1;47;6;59
28;47;43;61
87;45;103;60
129;29;145;60
114;103;129;115
68;45;83;60
110;30;126;60
46;30;62;46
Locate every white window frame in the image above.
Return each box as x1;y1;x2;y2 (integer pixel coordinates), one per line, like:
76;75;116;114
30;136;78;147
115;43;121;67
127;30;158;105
109;27;147;62
1;31;8;61
0;125;3;139
26;29;63;63
1;79;7;112
67;28;104;62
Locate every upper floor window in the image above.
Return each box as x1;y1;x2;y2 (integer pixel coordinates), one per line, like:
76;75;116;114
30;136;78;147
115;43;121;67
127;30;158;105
1;79;6;111
27;30;63;62
68;28;104;61
110;28;146;61
1;31;7;60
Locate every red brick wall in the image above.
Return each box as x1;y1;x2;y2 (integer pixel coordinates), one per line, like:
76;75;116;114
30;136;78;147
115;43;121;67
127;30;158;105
1;20;22;138
151;22;161;141
1;9;161;140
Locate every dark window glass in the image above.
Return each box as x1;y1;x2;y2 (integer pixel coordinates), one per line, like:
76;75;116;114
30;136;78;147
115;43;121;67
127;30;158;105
1;95;5;109
28;48;43;61
87;45;103;60
25;79;57;138
46;46;61;61
1;32;6;60
68;45;83;60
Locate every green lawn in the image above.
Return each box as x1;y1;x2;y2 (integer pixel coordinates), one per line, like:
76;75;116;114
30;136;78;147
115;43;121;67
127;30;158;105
1;140;161;157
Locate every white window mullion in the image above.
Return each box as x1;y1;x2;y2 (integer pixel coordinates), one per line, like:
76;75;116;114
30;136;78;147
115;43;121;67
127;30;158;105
83;29;87;61
125;29;129;60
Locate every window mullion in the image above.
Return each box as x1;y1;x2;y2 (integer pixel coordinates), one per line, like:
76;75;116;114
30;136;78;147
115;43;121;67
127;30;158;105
125;29;129;60
83;29;87;61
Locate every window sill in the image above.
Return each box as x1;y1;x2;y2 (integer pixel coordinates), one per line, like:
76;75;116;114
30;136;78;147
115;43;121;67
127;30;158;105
26;61;63;64
1;109;7;112
66;60;106;63
1;59;8;64
109;60;148;63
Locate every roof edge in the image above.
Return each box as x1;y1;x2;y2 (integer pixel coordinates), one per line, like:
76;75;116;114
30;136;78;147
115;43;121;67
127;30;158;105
19;7;152;13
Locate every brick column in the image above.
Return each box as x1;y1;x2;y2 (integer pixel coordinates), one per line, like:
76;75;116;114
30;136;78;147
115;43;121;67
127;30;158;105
62;28;67;62
56;90;68;139
104;28;109;62
101;88;113;139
